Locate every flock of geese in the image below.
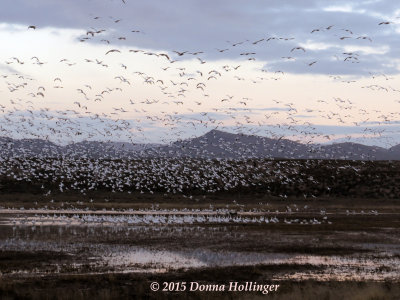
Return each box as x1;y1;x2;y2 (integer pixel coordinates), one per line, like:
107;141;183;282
0;155;391;198
0;2;399;196
8;212;328;226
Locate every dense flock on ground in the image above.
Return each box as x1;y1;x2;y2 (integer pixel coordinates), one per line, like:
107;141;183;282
1;156;399;198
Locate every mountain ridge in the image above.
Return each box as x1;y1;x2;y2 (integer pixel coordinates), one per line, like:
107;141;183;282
1;130;399;160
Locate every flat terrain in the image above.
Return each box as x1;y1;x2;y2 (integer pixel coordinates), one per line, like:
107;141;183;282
1;159;399;299
0;196;399;299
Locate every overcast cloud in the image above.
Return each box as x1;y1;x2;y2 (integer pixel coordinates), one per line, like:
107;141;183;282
1;0;399;75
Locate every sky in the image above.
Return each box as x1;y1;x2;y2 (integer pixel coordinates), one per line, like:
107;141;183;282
0;0;400;146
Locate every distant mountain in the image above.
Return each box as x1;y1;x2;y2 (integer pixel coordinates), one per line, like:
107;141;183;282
388;144;400;159
0;137;158;159
144;130;397;160
316;142;391;160
0;137;61;157
1;130;399;160
63;141;161;158
145;130;312;159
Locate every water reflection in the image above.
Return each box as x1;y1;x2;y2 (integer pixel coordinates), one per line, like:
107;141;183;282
0;216;399;281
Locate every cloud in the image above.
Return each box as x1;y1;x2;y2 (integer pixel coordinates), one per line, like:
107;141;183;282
0;0;399;76
0;63;18;73
1;0;400;147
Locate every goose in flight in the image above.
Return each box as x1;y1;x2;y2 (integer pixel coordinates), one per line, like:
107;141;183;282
341;29;353;34
231;40;247;46
252;39;264;44
291;46;306;52
173;51;188;56
356;36;372;42
311;28;322;33
159;53;170;60
106;49;121;55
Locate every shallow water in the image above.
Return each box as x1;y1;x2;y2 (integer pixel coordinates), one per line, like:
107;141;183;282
0;210;399;282
0;210;331;226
